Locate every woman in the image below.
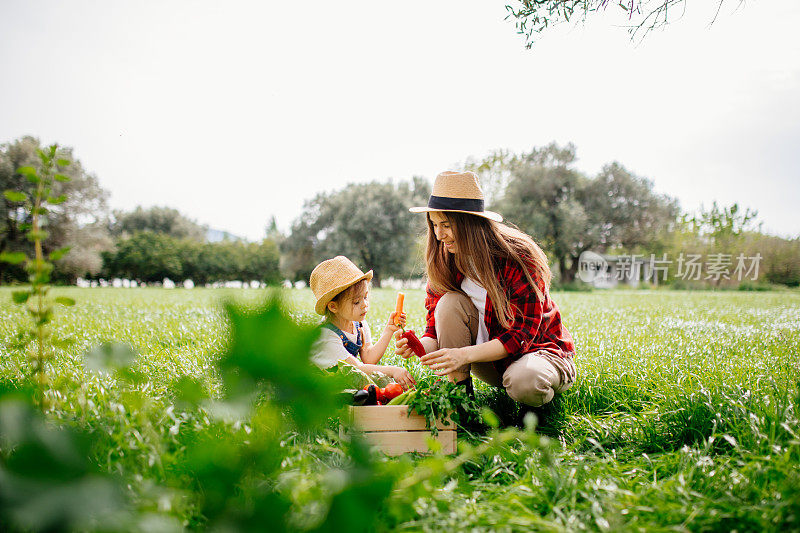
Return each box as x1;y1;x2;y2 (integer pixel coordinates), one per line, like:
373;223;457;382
395;171;576;407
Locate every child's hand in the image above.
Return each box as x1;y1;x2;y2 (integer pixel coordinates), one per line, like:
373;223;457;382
394;330;416;359
387;366;416;389
387;311;406;333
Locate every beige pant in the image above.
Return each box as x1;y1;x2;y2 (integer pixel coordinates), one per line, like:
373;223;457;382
434;291;576;407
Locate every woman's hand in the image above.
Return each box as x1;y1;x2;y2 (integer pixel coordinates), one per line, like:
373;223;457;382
386;312;407;334
420;347;470;377
387;366;417;389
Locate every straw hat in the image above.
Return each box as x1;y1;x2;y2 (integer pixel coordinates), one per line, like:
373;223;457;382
310;256;373;315
409;170;502;222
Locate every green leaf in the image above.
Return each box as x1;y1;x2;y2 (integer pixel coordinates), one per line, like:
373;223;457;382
55;296;75;307
172;375;210;408
54;174;71;183
27;230;49;242
0;252;27;265
16;166;37;179
481;407;500;428
84;342;137;375
46;195;67;205
49;247;71;261
56;158;71;167
12;291;30;304
3;190;28;203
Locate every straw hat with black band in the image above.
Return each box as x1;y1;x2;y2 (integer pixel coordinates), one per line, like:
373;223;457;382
409;170;503;222
310;256;373;316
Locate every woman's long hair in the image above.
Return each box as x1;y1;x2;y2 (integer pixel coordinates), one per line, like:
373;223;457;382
425;212;551;329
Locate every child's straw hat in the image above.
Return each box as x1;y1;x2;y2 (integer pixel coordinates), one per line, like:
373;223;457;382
310;256;373;315
409;170;502;222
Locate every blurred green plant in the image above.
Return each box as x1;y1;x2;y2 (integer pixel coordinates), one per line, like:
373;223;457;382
1;145;75;404
0;388;131;531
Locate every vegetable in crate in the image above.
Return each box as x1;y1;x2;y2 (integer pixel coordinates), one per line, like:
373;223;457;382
352;389;370;406
404;376;480;435
363;384;378;405
334;359;392;389
383;382;403;401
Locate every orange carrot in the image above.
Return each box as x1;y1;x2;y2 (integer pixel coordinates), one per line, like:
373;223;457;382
394;292;405;326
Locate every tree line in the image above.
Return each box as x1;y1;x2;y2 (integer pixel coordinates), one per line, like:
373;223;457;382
2;136;798;288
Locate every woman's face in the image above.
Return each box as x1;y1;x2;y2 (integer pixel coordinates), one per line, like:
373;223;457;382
429;211;456;254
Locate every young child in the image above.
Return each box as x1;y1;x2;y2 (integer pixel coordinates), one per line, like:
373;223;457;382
309;256;416;389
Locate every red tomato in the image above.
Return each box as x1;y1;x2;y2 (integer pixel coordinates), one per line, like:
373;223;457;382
383;383;403;401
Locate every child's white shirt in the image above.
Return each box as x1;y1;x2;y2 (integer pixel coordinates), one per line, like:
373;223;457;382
310;320;373;370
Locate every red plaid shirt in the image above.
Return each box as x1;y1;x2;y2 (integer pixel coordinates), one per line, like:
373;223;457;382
423;257;575;372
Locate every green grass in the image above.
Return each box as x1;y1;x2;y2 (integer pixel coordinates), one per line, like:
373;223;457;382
1;288;799;531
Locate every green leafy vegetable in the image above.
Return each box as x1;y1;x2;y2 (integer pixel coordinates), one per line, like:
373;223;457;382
405;376;481;435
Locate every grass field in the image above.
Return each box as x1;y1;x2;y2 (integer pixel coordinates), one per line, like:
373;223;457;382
1;287;799;531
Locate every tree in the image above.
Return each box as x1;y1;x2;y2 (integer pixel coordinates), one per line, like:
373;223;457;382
505;0;743;47
689;201;759;247
111;205;207;241
102;231;185;282
0;136;111;283
283;179;429;287
581;162;680;252
463;149;518;209
103;232;282;285
494;142;679;282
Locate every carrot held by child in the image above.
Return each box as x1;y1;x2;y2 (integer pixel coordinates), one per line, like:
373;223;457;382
393;292;405;326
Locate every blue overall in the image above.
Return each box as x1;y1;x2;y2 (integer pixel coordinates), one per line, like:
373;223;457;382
322;321;363;357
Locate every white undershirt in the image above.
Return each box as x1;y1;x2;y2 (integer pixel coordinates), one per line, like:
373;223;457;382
310;321;372;370
461;277;489;345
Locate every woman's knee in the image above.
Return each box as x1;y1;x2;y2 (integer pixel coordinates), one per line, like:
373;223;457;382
434;292;471;321
502;356;559;407
434;292;478;349
434;292;477;330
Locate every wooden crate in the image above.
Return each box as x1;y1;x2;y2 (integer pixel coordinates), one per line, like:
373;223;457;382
342;405;456;456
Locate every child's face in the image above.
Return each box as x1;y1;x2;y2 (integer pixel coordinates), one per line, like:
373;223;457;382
328;284;370;322
346;288;370;322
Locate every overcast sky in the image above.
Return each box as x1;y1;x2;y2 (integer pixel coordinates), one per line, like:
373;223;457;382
1;0;798;241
